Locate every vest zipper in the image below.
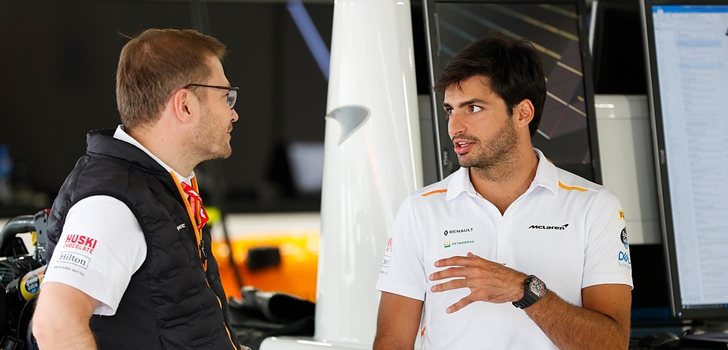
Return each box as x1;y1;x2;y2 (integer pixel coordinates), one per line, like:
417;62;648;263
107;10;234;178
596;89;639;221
205;278;239;349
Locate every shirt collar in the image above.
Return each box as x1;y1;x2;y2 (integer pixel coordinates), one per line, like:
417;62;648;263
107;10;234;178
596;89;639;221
530;148;559;195
113;125;195;185
446;167;475;201
445;148;559;201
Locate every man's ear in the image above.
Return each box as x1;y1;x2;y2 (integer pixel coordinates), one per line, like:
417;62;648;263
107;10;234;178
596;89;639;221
170;88;198;123
513;99;535;130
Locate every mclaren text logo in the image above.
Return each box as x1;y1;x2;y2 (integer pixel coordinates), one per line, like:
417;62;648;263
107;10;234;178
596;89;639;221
443;227;474;236
528;224;569;231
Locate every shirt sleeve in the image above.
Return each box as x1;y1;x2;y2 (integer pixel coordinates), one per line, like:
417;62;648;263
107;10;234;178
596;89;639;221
375;196;427;301
582;188;634;289
42;195;147;315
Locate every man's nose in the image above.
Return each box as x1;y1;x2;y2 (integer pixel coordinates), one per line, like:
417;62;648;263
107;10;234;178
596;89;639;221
448;112;465;138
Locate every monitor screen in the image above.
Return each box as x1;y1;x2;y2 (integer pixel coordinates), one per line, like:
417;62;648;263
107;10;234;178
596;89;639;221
423;0;600;183
286;142;325;195
589;0;648;95
641;0;728;319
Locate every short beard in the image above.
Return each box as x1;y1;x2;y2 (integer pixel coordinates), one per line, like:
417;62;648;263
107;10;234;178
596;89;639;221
190;109;233;163
463;117;519;182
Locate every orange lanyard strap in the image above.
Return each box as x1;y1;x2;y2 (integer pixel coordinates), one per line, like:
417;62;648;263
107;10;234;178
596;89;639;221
170;172;208;271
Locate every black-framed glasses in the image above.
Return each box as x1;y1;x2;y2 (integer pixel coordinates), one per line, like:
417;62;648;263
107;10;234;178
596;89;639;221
184;83;239;109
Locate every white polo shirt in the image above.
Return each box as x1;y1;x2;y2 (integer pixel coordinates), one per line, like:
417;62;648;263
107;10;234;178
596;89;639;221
42;126;193;315
376;149;633;350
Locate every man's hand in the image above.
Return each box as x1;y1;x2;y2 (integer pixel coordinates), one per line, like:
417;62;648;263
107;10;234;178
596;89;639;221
429;252;526;313
428;253;631;350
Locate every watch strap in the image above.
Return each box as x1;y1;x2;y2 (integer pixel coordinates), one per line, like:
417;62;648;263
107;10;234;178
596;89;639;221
512;275;545;309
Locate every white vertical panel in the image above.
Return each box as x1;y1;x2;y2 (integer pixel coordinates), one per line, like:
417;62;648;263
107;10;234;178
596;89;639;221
261;0;422;348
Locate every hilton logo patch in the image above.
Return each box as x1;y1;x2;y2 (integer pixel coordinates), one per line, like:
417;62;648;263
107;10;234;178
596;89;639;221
57;251;90;270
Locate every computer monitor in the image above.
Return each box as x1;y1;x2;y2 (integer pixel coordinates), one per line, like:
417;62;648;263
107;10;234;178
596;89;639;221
423;0;601;183
286;142;325;195
589;0;648;95
641;0;728;320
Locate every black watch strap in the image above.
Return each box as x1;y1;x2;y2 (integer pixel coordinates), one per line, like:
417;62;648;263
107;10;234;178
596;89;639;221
513;275;546;309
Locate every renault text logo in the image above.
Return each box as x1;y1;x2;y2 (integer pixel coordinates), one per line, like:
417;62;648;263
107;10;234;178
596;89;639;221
443;227;473;236
528;224;569;230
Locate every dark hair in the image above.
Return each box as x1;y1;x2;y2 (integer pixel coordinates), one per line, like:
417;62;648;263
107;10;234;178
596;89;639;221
116;28;227;130
434;36;546;137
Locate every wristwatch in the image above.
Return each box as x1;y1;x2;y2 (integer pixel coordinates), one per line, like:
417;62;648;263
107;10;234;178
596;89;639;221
513;275;546;309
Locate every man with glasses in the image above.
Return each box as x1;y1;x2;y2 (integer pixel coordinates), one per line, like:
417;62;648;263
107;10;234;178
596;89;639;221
32;29;243;350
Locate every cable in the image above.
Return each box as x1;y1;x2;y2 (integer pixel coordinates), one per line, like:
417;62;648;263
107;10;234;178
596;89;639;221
206;161;244;292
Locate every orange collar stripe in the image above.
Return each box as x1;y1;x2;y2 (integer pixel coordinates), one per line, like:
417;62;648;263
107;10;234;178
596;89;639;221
421;189;448;197
558;182;587;192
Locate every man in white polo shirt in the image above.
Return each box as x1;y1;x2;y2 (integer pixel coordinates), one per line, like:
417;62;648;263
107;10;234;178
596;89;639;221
374;36;633;349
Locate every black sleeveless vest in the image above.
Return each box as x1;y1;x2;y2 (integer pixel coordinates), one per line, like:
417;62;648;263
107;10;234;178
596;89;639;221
46;129;240;350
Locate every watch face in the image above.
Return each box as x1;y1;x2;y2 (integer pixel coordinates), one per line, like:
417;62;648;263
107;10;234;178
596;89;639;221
529;278;545;297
